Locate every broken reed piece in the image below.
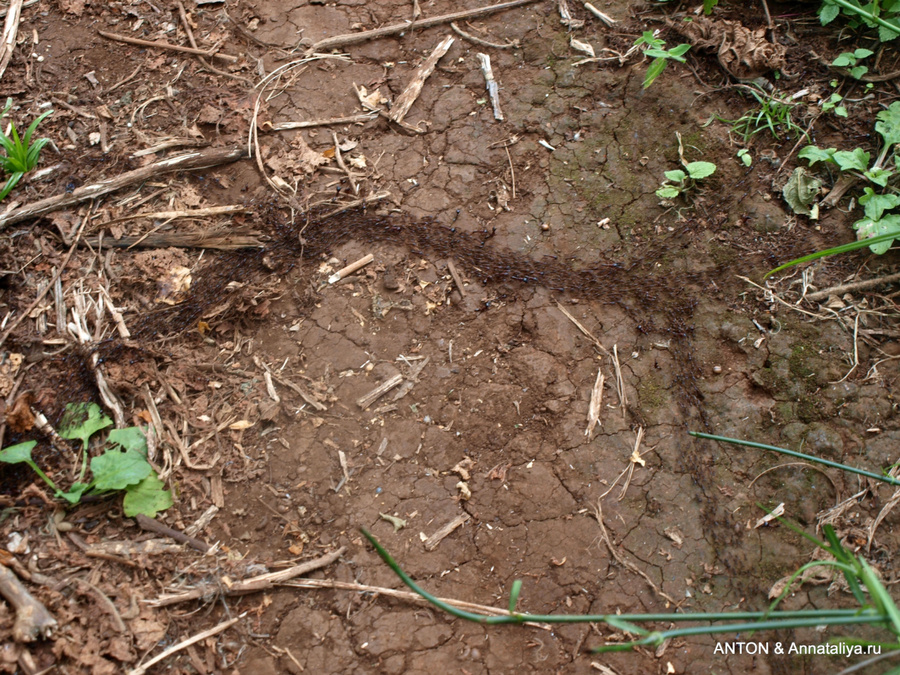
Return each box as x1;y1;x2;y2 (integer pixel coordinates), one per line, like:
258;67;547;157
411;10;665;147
584;366;604;439
390;35;455;125
424;513;471;551
0;145;249;230
357;374;403;409
328;253;374;284
477;53;504;121
583;2;616;25
0;0;23;81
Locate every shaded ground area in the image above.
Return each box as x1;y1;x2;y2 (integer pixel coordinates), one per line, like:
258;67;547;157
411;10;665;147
0;0;899;673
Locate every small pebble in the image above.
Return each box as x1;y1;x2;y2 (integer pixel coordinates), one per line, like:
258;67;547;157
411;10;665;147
713;365;723;374
540;223;550;231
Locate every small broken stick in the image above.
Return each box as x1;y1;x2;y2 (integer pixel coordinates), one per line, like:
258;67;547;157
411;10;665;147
390;35;455;125
0;563;57;642
423;513;471;551
329;253;375;284
357;374;403;409
477;53;504;121
134;514;210;553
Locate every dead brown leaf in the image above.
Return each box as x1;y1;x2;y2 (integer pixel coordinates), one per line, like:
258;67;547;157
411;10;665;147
58;0;86;16
671;17;786;80
5;392;35;433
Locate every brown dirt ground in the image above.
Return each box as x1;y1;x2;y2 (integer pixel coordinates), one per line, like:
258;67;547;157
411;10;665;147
0;0;899;673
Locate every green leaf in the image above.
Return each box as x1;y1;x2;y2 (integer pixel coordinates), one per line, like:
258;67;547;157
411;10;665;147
860;187;900;220
879;21;900;41
702;0;718;15
685;161;716;179
642;57;667;88
90;449;152;492
0;440;38;466
108;427;148;457
835;106;849;117
0;173;22;201
59;402;112;451
0;440;59;492
634;31;661;48
833;148;871;172
508;579;522;613
798;145;837;165
656;186;681;199
123;474;173;517
737;149;752;166
667;43;691;59
833;52;856;67
864;166;894;186
876;101;900;146
849;65;869;78
664;169;686;183
854;213;900;254
820;1;840;24
855;47;875;58
58;482;89;504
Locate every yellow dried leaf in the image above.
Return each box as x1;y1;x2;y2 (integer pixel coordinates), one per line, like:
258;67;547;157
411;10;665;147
228;420;254;430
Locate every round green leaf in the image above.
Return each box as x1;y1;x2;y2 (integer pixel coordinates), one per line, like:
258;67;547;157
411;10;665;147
685;161;716;179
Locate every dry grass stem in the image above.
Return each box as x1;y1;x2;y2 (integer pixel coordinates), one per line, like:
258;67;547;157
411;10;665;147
585;366;604;439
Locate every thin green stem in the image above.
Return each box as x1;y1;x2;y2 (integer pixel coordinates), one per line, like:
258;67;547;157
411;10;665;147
830;0;900;36
362;528;886;624
690;432;900;486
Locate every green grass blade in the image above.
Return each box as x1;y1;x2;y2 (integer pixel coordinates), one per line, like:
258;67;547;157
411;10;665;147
764;230;900;277
690;432;900;485
22;110;51;149
0;172;22;201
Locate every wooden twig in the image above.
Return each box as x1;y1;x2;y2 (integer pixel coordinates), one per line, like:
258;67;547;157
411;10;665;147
0;145;248;230
98;29;238;63
390;36;454;125
554;302;609;355
84;230;264;250
424;513;470;551
176;1;251;84
391;355;430;401
265;370;328;412
583;2;616;25
329;253;375;284
134;514;210;553
266;114;376;131
0;563;57;642
357;374;403;409
332;131;359;195
99;204;250;226
129;615;241;675
0;0;23;81
477;53;503;121
149;547;346;607
450;22;517;49
310;0;541;52
447;259;467;297
805;271;900;301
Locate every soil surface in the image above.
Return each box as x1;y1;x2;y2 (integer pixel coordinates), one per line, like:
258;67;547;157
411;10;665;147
1;0;899;673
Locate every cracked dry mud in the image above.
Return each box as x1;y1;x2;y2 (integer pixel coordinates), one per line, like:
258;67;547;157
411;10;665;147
2;0;900;673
